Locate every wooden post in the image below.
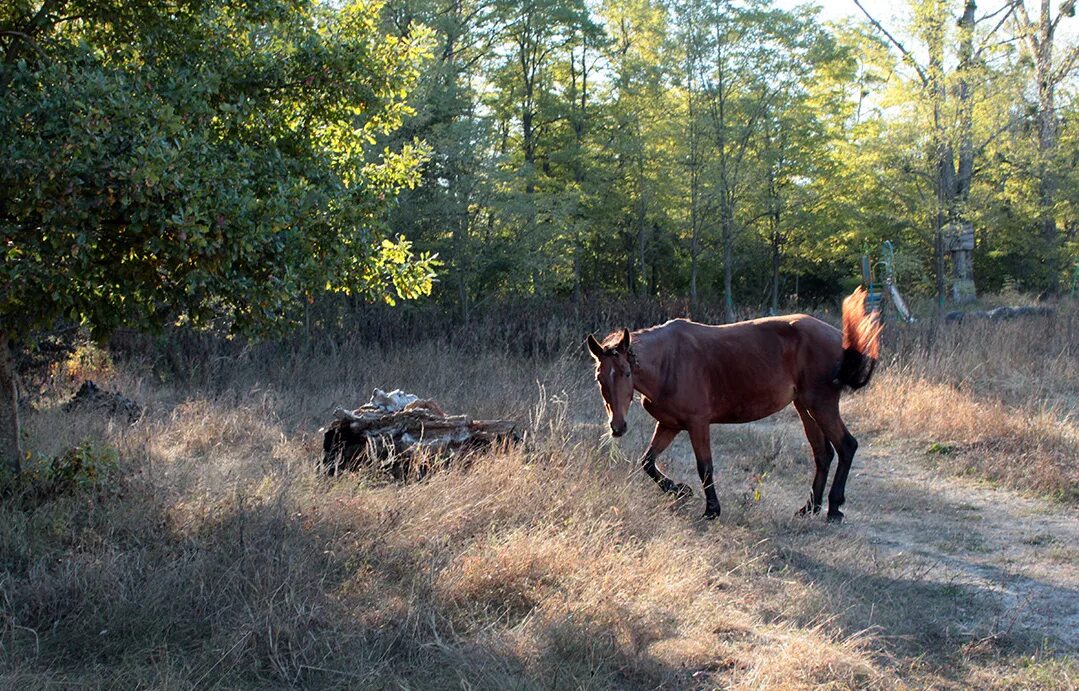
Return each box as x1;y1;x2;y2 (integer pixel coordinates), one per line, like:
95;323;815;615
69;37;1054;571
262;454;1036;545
947;221;976;303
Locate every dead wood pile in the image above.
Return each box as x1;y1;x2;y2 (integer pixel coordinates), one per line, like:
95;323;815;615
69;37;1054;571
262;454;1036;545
320;389;518;478
63;380;143;423
945;305;1053;322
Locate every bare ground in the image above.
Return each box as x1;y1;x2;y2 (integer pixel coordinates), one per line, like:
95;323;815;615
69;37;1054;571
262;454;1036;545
851;439;1079;654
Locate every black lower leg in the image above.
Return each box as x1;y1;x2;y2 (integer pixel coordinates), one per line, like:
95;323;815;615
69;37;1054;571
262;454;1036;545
809;444;835;513
697;458;721;519
827;433;857;520
643;455;690;496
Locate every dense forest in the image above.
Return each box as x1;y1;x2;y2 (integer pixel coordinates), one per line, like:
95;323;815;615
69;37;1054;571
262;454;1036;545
380;0;1079;315
3;0;1079;338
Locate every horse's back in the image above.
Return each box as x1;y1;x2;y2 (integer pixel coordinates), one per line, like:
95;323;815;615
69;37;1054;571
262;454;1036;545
669;314;839;356
655;314;843;423
653;317;801;422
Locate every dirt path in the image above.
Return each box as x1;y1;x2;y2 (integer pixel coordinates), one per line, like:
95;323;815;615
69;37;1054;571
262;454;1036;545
847;439;1079;652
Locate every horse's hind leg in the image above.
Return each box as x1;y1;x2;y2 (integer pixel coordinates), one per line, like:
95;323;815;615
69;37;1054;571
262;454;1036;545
794;401;834;516
641;423;693;499
688;423;721;520
810;402;858;523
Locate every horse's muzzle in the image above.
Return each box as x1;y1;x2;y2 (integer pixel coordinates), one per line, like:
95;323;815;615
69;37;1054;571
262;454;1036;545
610;421;627;437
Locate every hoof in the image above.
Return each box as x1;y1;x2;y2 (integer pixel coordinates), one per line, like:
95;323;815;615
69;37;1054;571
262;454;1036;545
702;509;720;521
826;510;844;524
670;483;694;500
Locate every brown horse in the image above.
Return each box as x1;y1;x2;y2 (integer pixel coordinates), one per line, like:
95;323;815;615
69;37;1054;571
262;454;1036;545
586;288;882;522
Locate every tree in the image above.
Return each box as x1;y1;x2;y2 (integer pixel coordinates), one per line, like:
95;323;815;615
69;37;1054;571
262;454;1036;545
601;0;673;298
856;0;1015;306
674;0;830;320
0;0;437;474
383;0;497;319
1011;0;1079;290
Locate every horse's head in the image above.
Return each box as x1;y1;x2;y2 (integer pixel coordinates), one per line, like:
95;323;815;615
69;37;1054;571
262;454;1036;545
586;328;635;438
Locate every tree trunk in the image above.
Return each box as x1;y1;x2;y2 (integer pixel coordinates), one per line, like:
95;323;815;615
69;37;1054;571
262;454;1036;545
770;227;781;315
633;142;647;297
689;229;699;318
0;332;21;477
455;218;470;322
636;226;646;297
929;18;949;313
687;87;701;317
722;209;735;323
935;209;946;314
951;0;977;302
767;150;782;315
650;223;660;296
1014;0;1067;290
573;240;582;307
1037;66;1060;288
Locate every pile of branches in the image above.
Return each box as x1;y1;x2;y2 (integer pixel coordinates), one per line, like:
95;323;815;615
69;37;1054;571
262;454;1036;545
320;389;518;479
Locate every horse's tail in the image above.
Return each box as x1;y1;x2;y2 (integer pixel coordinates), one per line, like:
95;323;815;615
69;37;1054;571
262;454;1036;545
837;287;883;390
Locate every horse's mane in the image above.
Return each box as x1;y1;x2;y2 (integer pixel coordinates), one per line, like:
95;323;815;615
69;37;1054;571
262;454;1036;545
606;319;689;348
600;331;626;349
603;321;688;397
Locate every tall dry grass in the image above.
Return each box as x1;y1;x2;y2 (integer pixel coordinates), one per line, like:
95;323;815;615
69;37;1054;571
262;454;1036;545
1;297;1076;688
855;301;1078;500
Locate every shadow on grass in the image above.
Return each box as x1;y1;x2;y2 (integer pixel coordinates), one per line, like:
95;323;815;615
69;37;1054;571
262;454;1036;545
1;473;705;690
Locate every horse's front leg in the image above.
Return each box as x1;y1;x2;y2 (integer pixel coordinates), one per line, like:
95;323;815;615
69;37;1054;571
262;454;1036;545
640;423;693;499
688;423;721;520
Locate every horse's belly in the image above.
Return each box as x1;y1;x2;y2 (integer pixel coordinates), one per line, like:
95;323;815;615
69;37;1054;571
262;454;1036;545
711;387;795;424
642;379;795;428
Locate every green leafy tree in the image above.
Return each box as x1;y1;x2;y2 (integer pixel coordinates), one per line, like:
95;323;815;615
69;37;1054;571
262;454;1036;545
599;0;677;297
382;0;498;319
1011;0;1079;290
0;0;437;473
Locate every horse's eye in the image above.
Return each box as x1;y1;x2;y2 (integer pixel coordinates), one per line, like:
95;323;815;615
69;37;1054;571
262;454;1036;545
624;371;631;379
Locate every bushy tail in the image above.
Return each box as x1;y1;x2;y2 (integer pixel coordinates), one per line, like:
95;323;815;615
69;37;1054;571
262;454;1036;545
837;287;883;390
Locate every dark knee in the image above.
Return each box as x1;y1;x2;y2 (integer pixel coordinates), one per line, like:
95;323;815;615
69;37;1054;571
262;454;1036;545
840;433;857;458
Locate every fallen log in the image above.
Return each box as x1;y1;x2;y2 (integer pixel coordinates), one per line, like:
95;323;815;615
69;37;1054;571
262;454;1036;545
320;389;518;479
945;305;1053;322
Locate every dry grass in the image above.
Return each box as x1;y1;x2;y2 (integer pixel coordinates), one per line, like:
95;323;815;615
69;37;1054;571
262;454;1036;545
855;301;1078;501
1;298;1076;688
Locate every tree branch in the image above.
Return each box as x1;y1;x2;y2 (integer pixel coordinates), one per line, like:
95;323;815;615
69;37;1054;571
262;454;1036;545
852;0;930;86
973;2;1016;59
1011;0;1040;54
0;30;49;60
1052;41;1079;82
976;1;1013;24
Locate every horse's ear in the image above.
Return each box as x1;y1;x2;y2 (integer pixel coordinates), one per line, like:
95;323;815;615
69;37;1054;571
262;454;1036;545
586;334;604;360
618;328;631;352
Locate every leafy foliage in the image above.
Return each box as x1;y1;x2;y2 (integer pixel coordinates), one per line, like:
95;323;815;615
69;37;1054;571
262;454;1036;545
381;0;1079;311
1;0;438;340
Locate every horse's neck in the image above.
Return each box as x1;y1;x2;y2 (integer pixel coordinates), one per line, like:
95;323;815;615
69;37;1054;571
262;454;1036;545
631;333;663;402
